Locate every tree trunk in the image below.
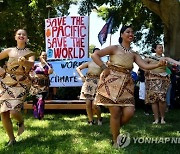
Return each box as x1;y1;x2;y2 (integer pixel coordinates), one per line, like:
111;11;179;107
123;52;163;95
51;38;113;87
142;0;180;59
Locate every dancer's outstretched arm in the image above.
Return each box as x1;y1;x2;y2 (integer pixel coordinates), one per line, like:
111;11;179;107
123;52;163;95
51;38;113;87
163;57;180;66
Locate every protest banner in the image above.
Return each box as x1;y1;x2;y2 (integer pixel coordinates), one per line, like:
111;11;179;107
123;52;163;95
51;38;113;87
49;58;89;87
45;16;89;60
48;56;108;87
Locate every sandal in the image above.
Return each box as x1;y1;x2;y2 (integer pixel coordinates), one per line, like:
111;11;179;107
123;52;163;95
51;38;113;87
17;122;25;136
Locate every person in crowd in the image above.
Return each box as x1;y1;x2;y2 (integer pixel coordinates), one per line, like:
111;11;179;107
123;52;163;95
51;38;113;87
166;71;172;112
76;48;103;125
52;87;58;99
138;68;151;115
166;64;178;111
29;51;53;120
131;71;138;83
91;25;167;148
144;44;180;124
0;29;35;146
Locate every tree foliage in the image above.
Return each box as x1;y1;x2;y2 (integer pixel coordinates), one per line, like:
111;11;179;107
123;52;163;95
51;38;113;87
0;0;77;57
142;0;180;58
78;0;180;57
89;44;96;56
0;0;179;58
78;0;164;53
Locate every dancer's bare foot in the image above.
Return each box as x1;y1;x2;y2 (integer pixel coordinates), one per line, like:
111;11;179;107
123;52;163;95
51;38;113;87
161;119;166;124
97;118;102;126
152;119;159;124
17;122;24;136
113;142;120;148
6;140;16;146
88;120;95;125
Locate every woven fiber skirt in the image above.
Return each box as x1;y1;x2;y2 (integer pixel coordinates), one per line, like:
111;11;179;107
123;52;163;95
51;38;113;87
80;74;99;100
94;66;135;107
0;74;31;113
145;71;170;104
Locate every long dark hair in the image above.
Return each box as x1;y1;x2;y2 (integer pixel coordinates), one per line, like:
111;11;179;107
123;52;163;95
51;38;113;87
118;25;132;44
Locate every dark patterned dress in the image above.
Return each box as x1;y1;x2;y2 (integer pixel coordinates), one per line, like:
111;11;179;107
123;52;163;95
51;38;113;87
94;46;135;106
80;61;102;100
0;50;34;113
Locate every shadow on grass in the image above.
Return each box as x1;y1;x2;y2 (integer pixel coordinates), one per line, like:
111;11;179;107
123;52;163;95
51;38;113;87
0;108;180;153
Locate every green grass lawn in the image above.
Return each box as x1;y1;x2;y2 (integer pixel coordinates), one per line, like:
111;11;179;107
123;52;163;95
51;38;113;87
0;108;180;154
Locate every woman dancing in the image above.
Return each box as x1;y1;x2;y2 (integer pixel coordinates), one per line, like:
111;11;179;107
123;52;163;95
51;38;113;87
0;29;35;146
76;48;102;125
144;44;180;124
91;25;167;148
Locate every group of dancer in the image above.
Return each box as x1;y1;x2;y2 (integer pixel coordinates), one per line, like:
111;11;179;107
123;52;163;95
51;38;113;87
77;25;180;148
0;25;180;148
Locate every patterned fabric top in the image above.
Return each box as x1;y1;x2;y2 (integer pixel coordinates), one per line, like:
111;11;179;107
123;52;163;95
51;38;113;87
109;46;134;70
0;48;34;112
6;50;34;75
0;52;33;101
147;58;167;73
87;61;102;75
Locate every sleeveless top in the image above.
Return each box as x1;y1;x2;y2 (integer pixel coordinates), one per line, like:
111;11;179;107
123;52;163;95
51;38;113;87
0;48;34;112
87;61;102;76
